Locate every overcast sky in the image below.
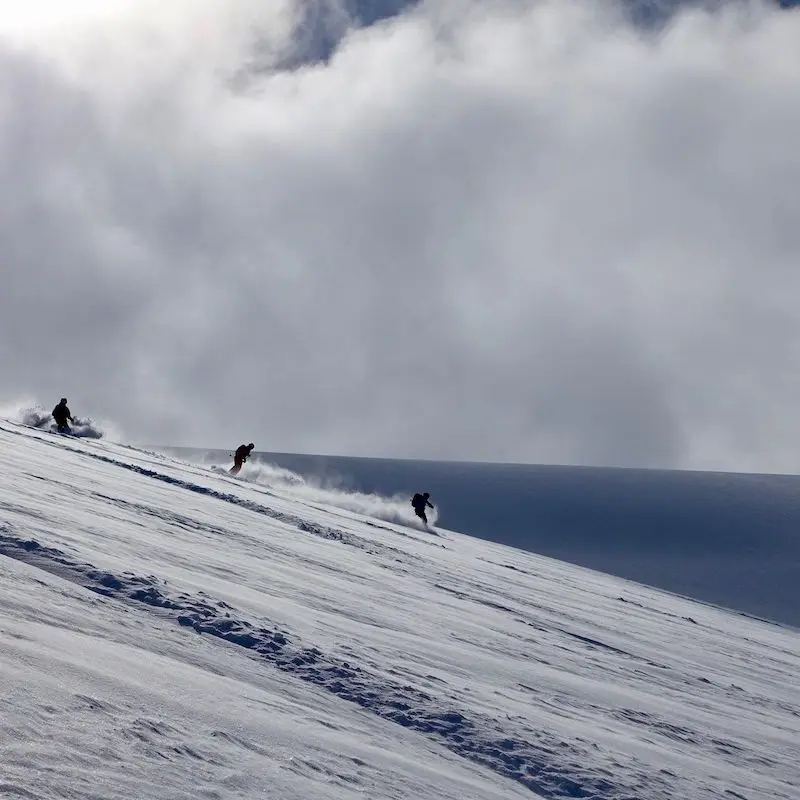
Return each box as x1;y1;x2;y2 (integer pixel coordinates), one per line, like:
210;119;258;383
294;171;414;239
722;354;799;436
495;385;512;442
1;0;799;471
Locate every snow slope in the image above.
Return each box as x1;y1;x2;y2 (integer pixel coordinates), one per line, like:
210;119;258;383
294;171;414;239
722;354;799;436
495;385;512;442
1;419;798;799
163;447;800;629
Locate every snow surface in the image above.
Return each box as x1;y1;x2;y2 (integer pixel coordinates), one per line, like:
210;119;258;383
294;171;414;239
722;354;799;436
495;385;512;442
168;448;800;629
1;419;798;799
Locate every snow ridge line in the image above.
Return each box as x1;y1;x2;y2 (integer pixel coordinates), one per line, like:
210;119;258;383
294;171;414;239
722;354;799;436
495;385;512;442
0;530;660;799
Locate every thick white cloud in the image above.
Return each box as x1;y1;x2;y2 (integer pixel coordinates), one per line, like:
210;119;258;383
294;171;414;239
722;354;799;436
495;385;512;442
1;0;799;470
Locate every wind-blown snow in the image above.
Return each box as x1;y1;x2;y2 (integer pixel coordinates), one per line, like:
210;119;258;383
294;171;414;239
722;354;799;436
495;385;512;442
1;418;798;799
208;458;440;530
5;401;115;441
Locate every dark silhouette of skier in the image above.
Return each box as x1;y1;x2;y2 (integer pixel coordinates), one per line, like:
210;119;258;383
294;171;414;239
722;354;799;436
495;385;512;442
411;492;434;525
229;443;255;475
52;398;73;433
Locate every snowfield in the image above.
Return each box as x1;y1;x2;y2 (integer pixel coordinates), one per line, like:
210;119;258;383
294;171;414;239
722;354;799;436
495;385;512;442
0;419;798;799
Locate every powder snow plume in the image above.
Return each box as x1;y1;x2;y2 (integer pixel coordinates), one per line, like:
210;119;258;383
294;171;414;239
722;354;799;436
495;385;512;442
2;399;120;441
207;456;440;530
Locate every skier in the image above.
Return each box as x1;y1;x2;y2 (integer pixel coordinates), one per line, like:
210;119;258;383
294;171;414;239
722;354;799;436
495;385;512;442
229;443;255;475
411;492;434;525
52;397;73;434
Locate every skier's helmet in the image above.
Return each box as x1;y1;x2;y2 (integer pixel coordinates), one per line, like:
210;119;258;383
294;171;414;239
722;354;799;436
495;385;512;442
60;398;67;404
247;443;254;449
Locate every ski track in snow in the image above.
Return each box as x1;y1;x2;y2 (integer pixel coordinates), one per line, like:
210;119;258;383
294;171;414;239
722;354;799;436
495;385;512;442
1;419;799;800
0;532;633;799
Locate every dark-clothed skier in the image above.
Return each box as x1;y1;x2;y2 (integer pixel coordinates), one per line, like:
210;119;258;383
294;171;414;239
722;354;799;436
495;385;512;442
411;492;434;525
229;443;255;475
52;398;73;433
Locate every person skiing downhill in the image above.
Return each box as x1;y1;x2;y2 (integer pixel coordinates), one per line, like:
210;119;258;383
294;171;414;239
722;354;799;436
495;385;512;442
52;398;73;433
411;492;434;525
229;443;255;475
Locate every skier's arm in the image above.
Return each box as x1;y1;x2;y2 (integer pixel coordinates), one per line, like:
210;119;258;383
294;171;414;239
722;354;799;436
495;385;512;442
427;500;434;508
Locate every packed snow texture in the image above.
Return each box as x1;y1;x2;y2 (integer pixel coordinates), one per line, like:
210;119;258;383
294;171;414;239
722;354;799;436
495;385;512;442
0;418;798;799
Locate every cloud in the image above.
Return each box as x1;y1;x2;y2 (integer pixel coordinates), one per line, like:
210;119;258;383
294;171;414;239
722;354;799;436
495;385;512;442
1;0;799;471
